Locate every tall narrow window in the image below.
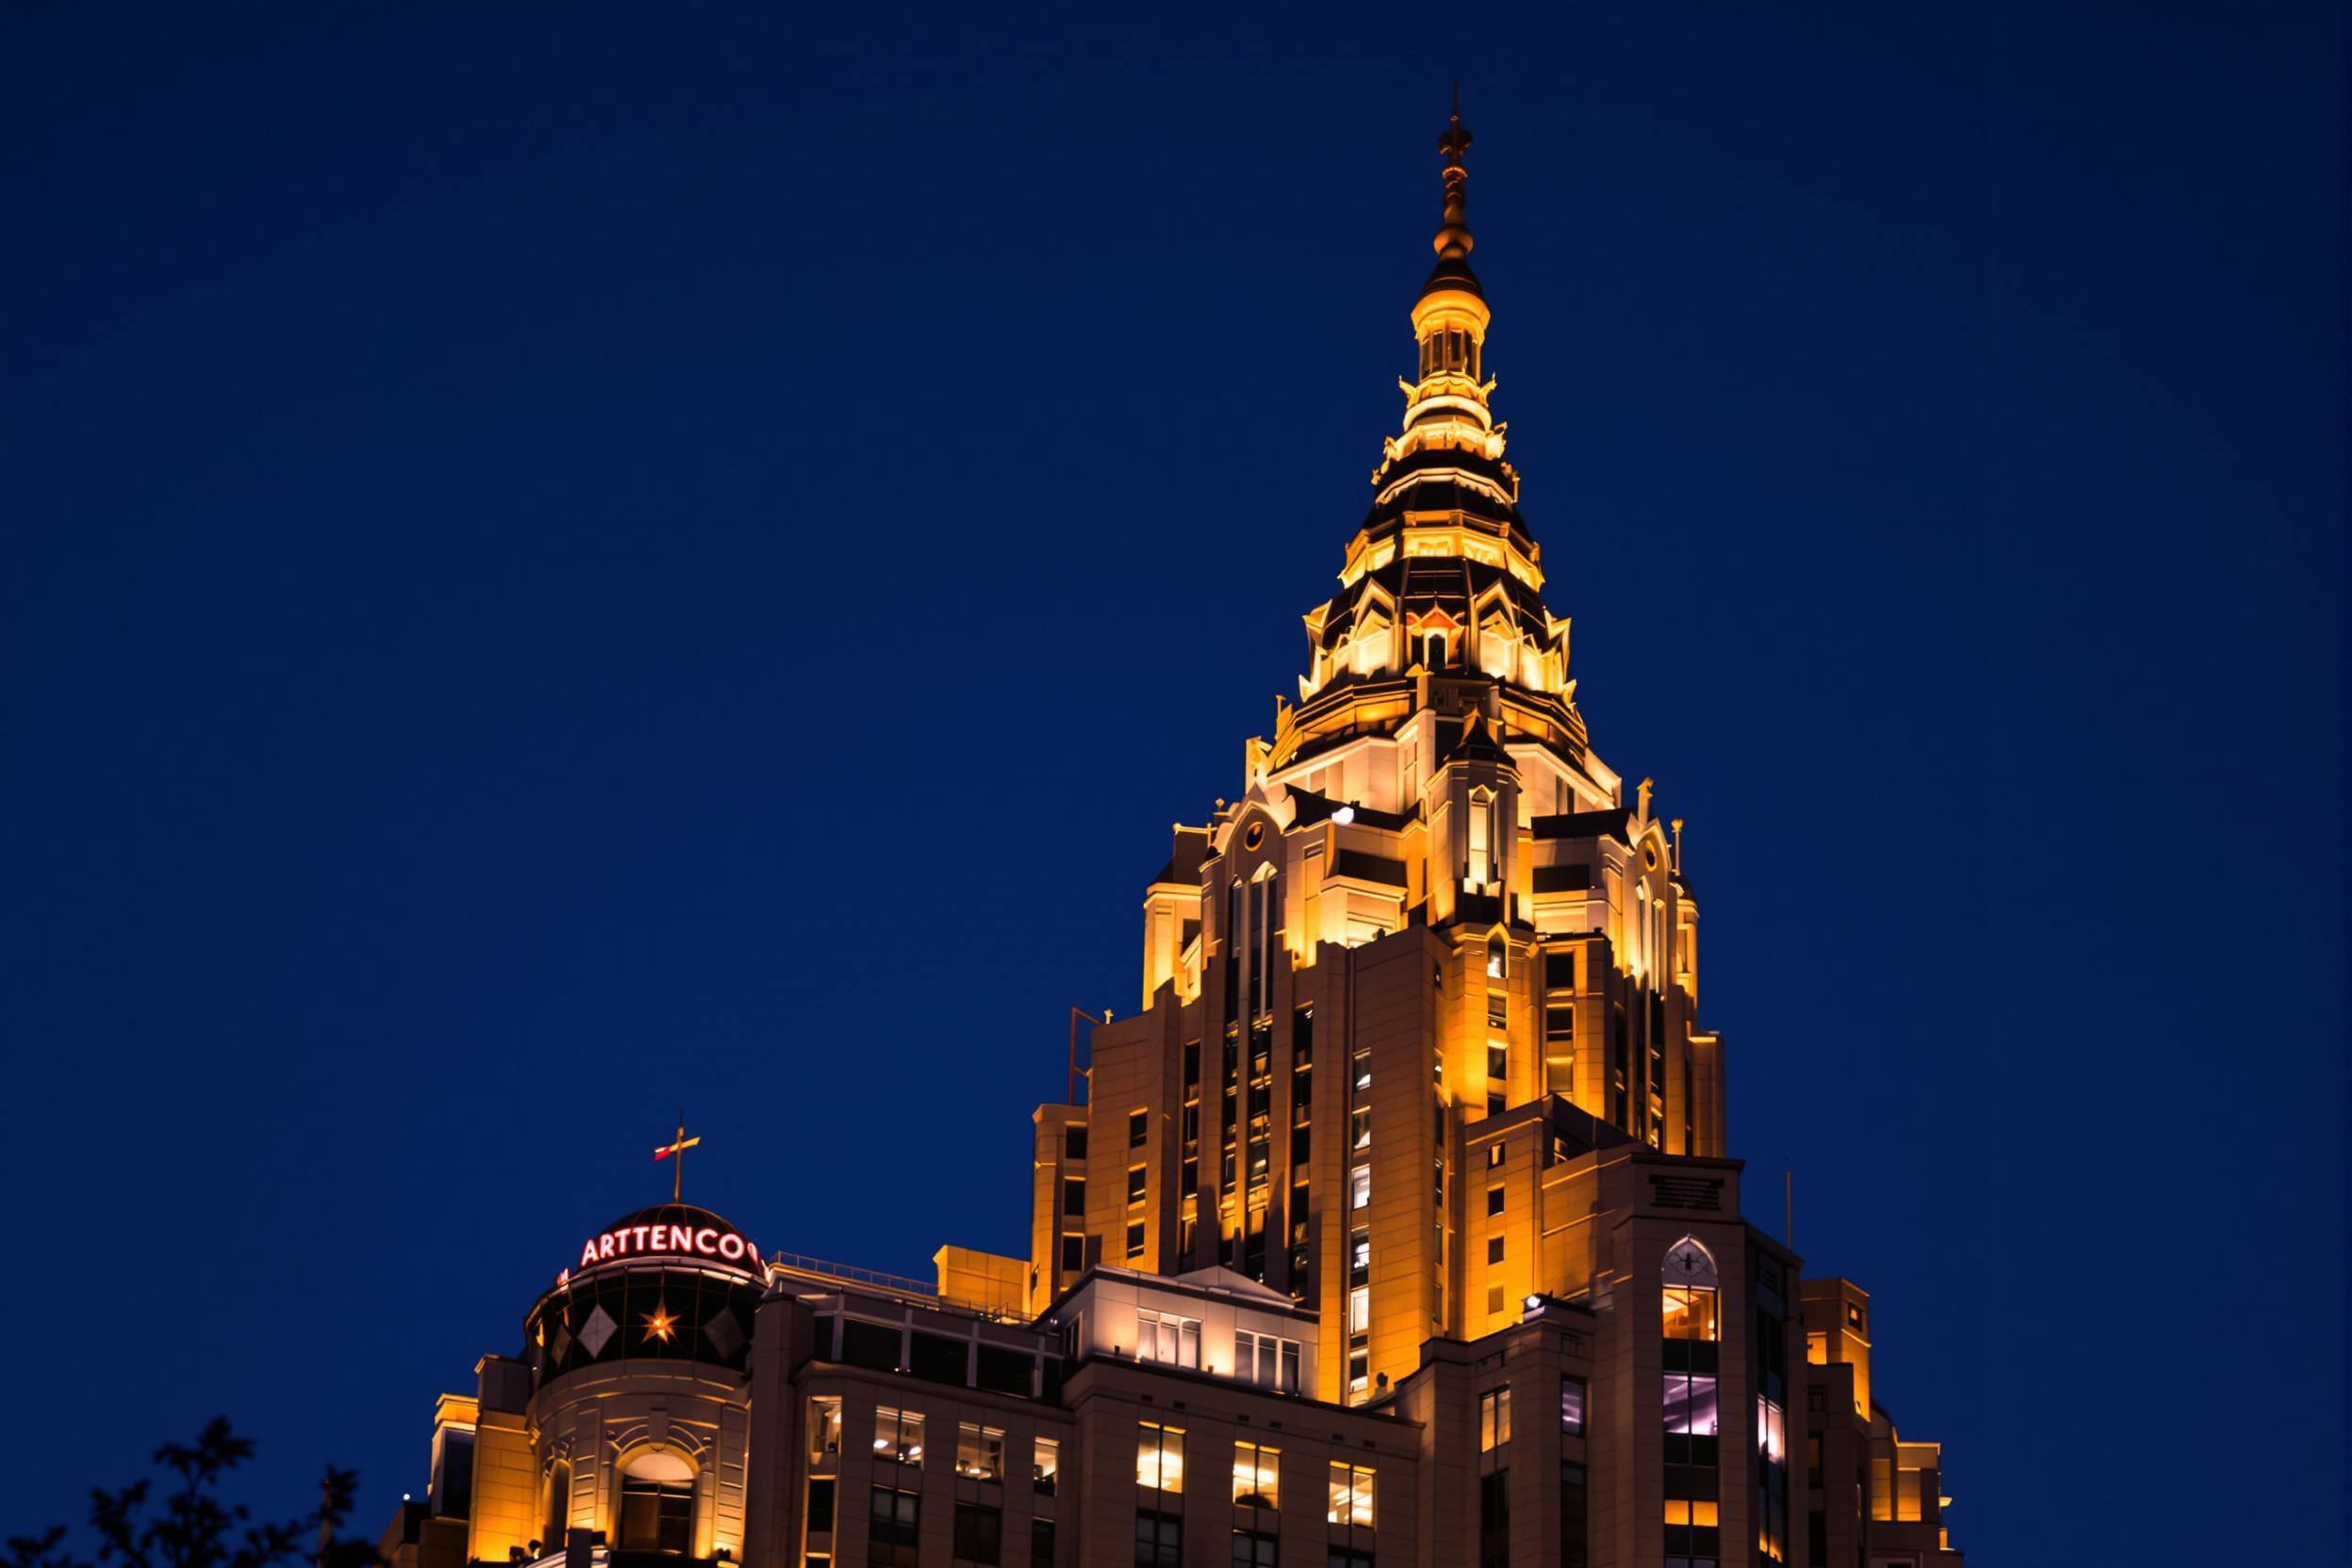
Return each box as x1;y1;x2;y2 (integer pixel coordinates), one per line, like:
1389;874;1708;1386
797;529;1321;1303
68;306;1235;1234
808;1396;841;1463
1479;1387;1512;1450
1467;787;1493;886
1033;1436;1059;1496
1662;1237;1721;1340
1560;1376;1586;1436
1135;1422;1185;1494
1325;1463;1375;1527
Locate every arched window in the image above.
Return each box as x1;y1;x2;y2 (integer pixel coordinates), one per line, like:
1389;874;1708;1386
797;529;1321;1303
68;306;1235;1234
544;1459;570;1553
1466;787;1494;887
1486;934;1507;979
617;1451;694;1556
1661;1236;1719;1341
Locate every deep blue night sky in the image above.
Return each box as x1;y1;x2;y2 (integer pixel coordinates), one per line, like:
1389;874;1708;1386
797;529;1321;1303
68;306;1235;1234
4;4;2344;1560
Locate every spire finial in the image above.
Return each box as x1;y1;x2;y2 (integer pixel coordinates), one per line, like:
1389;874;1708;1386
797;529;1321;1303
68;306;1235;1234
1434;87;1474;260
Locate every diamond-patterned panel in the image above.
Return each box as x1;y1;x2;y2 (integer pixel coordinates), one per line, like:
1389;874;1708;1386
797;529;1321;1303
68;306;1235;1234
704;1307;743;1359
577;1304;617;1358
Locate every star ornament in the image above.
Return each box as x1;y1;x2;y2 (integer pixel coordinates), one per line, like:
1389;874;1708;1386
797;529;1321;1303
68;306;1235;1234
642;1302;678;1345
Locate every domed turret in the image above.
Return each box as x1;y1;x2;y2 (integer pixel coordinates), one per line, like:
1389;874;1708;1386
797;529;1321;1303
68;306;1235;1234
530;1200;766;1386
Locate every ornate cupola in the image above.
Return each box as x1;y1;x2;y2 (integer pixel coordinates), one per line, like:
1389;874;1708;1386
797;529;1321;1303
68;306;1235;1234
1391;90;1508;484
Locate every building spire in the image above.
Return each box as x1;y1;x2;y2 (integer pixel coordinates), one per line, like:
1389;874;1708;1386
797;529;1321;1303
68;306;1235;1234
1434;83;1474;264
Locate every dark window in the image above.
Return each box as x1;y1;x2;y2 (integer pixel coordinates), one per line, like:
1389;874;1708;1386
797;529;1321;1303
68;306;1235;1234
1130;1110;1150;1148
1127;1166;1148;1203
1030;1518;1054;1566
1487;1185;1505;1217
1063;1179;1086;1216
1134;1510;1182;1568
433;1429;473;1520
975;1344;1034;1397
952;1501;1002;1566
1487;1235;1505;1265
1805;1510;1826;1567
910;1331;968;1386
1478;1470;1510;1568
1487;1043;1507;1080
1059;1233;1085;1274
618;1479;691;1556
1126;1221;1146;1258
1232;1528;1279;1568
1327;1555;1374;1568
868;1485;920;1550
1545;950;1576;990
841;1317;900;1372
1066;1125;1088;1161
1560;1462;1588;1568
805;1478;835;1533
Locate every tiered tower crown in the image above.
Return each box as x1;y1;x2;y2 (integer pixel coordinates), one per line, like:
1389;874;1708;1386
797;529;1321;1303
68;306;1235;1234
1270;100;1584;792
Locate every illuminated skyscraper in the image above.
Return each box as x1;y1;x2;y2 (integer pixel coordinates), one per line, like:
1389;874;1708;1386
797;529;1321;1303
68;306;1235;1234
385;109;1962;1568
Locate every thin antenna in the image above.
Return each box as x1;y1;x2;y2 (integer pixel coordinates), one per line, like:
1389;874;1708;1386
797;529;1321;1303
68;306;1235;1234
1785;1163;1794;1253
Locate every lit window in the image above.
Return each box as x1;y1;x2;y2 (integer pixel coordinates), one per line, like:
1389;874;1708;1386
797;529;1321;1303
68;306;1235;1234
1486;992;1508;1032
1232;1441;1281;1509
1137;1312;1200;1369
1350;1166;1371;1209
1135;1422;1185;1494
956;1423;1004;1481
1661;1236;1720;1341
1349;1228;1370;1281
1032;1437;1058;1496
1661;1499;1720;1527
1479;1387;1511;1451
872;1408;923;1466
1351;1106;1371;1150
1756;1396;1787;1466
808;1396;841;1463
1487;935;1506;978
1326;1462;1376;1527
1486;1141;1504;1168
1805;1331;1828;1365
1348;1285;1369;1334
1662;1373;1720;1435
1560;1376;1586;1435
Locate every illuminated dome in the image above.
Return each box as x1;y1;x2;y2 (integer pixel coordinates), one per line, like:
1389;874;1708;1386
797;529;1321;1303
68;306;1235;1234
527;1200;767;1388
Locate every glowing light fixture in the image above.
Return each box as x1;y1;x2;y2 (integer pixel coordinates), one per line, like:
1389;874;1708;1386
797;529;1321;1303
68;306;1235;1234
1333;806;1356;825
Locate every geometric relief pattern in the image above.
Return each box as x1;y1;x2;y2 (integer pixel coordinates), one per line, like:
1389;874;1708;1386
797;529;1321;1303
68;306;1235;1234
703;1307;743;1360
577;1304;617;1358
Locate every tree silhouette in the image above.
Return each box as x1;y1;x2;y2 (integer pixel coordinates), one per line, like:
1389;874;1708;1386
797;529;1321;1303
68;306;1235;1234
6;1420;377;1568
